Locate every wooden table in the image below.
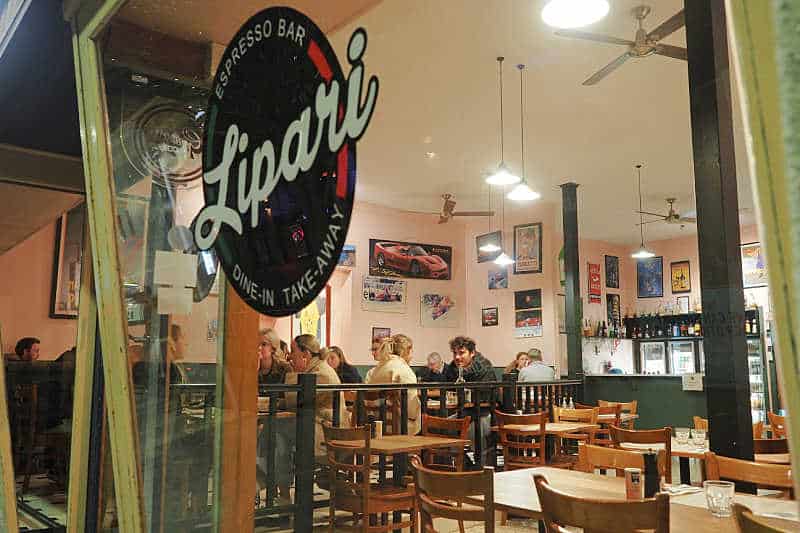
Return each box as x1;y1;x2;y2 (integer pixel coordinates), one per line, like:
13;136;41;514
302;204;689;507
495;422;599;437
755;453;792;465
621;438;707;484
486;467;800;532
329;434;470;454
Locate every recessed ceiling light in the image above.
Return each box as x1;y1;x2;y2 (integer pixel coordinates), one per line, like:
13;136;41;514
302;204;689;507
542;0;610;29
425;151;437;159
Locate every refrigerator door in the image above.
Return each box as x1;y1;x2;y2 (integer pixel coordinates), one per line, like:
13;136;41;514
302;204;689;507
669;341;696;375
699;341;705;374
641;342;667;375
748;336;767;423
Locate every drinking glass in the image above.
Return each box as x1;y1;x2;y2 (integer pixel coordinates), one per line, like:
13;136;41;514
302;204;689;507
703;480;734;517
675;427;690;445
691;429;707;449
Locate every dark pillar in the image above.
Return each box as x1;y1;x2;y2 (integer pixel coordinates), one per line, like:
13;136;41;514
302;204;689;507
685;0;753;460
561;182;582;379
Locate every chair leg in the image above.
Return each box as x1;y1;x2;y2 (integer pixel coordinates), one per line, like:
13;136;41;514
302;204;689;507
500;510;508;525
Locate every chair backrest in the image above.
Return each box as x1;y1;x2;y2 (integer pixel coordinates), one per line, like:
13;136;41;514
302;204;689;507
733;503;790;533
753;438;789;455
494;410;547;470
768;412;787;439
362;390;401;434
421;413;470;439
753;421;765;439
610;426;671;480
533;473;669;533
704;452;793;490
554;407;598;424
577;443;649;473
322;423;372;501
693;416;709;431
410;455;494;533
598;399;638;415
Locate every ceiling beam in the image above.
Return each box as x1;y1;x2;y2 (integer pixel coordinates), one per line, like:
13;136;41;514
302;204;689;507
0;143;84;193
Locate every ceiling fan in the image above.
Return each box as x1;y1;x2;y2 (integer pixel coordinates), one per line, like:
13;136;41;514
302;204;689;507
438;194;494;224
555;4;687;86
638;198;697;226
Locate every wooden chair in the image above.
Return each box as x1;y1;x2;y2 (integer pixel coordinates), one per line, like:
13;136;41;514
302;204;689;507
733;503;792;533
753;438;789;455
420;414;471;472
411;455;494;533
768;412;787;439
550;407;598;469
753;421;765;439
704;452;793;496
322;424;415;532
577;402;620;447
598;400;638;429
694;416;709;431
494;410;547;470
610;426;672;482
577;443;666;478
533;473;670;533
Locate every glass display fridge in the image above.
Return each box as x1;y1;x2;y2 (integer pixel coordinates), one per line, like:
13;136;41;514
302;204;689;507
640;342;668;374
748;334;768;423
669;340;696;374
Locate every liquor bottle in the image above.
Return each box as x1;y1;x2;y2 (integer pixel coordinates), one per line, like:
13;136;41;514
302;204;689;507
694;318;701;336
601;321;607;338
568;397;575;409
672;321;680;338
745;318;751;335
688;321;695;336
561;396;568;409
752;318;759;335
644;324;650;339
680;321;688;337
656;322;664;338
621;321;628;339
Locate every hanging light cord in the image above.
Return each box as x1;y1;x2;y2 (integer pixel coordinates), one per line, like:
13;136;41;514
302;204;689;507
637;164;645;246
518;64;525;181
498;56;505;163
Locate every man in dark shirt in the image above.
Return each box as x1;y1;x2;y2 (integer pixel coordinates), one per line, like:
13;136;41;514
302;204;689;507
417;352;448;382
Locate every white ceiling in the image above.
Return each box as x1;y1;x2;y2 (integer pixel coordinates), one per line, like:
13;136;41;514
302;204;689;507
331;0;755;245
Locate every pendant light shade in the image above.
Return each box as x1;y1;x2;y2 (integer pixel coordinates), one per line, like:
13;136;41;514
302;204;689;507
493;252;515;266
507;64;540;202
486;57;520;187
631;163;655;259
541;0;610;29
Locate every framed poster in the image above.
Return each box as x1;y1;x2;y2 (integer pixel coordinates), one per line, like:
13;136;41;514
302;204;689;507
481;307;499;327
677;296;690;314
488;267;508;289
513;222;543;274
369;239;452;280
361;276;407;313
515;309;543;338
514;289;542;310
606;293;621;327
637;256;664;298
371;327;391;343
338;244;356;267
420;294;457;328
670;260;691;293
476;231;502;263
604;255;619;289
741;242;768;288
50;203;86;318
588;262;602;303
291;285;331;348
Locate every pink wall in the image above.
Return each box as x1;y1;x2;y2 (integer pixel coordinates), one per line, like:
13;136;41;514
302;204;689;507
0;222;78;360
578;239;633;326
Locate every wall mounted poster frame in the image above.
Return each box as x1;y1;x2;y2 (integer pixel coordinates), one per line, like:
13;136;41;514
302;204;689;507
637;256;664;298
291;285;331;348
604;255;619;288
606;293;621;327
488;267;508;289
476;231;502;263
588;262;602;303
372;327;391;343
361;276;407;313
513;222;543;274
50;203;86;318
481;307;498;327
670;260;692;293
420;294;457;328
741;242;768;288
369;239;452;280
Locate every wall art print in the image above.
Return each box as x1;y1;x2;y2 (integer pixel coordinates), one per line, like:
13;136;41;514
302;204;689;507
291;285;330;347
515;309;543;338
515;289;542;310
372;327;391;343
361;276;407;313
369;239;452;280
741;242;768;288
637;256;664;298
604;255;619;289
50;203;86;318
488;267;508;290
481;307;499;327
338;244;356;267
513;223;542;274
588;262;602;304
670;260;691;293
606;293;621;327
420;294;457;328
476;231;502;263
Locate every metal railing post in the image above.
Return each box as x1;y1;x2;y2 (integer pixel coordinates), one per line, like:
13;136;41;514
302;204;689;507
294;374;317;532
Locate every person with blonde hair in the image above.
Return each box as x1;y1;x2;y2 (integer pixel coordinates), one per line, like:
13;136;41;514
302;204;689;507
257;328;291;385
504;351;531;375
365;334;421;434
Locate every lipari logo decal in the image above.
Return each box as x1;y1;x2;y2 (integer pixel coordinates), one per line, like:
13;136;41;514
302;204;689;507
195;7;378;316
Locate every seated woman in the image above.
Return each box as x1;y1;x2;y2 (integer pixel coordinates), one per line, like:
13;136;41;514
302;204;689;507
325;345;363;383
504;351;531;375
257;328;291;385
365;334;421;435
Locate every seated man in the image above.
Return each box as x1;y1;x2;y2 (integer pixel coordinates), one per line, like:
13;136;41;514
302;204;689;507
417;351;448;382
14;337;40;361
518;348;556;382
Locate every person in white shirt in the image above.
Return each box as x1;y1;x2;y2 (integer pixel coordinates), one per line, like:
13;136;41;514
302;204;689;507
518;348;556;382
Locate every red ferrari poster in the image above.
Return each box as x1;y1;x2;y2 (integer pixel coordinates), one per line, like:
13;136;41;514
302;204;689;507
588;262;602;303
369;239;452;280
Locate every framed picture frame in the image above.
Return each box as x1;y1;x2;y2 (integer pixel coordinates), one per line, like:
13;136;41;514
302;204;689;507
291;285;331;348
481;307;498;327
371;327;391;343
604;255;619;288
677;296;690;314
488;267;508;289
50;203;86;318
514;289;542;310
670;260;691;293
513;222;543;274
606;293;621;326
741;242;768;288
476;231;502;263
636;256;664;298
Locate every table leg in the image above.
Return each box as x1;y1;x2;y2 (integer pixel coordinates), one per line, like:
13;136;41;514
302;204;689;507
392;452;408;533
679;457;691;485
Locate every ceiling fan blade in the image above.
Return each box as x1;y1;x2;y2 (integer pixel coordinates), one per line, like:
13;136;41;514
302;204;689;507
647;10;685;42
636;210;668;218
452;211;495;217
554;30;634;47
438;216;449;224
582;52;630;85
636;220;665;226
655;44;687;61
679;217;697;224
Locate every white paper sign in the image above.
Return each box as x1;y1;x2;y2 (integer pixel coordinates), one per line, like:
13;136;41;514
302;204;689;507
682;373;704;391
154;251;198;288
157;286;193;315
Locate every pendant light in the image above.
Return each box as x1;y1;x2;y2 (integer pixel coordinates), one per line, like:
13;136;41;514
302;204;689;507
541;0;610;29
631;164;655;259
493;185;515;266
508;64;541;202
478;188;501;253
486;57;521;187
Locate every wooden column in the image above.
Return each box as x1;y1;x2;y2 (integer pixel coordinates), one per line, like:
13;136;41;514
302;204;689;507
219;284;259;533
685;0;753;460
561;182;582;379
